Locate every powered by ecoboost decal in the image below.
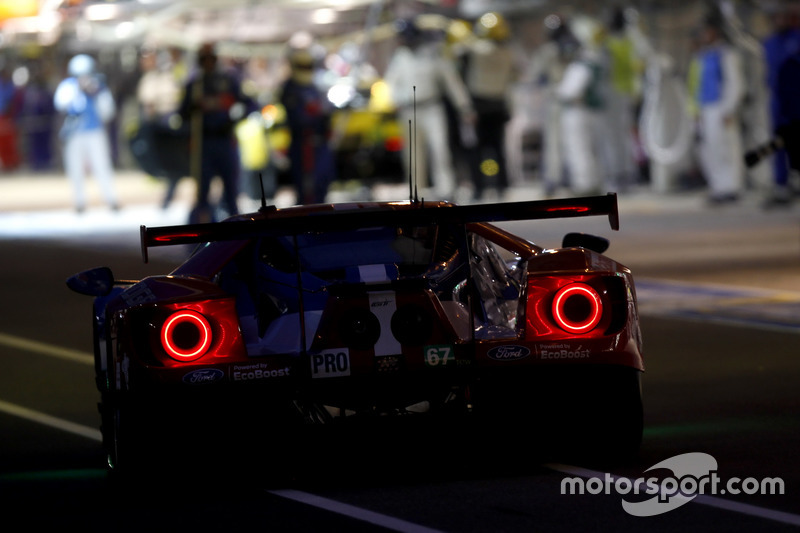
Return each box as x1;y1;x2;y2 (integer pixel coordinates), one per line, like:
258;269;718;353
182;368;225;385
487;345;531;361
537;343;591;360
231;362;290;381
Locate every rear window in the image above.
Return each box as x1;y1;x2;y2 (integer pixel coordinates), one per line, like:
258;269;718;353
262;225;436;278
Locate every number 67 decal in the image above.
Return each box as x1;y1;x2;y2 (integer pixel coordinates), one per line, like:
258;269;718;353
424;345;454;367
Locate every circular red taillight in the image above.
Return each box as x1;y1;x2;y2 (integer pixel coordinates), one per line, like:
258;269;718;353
552;283;603;334
160;310;212;361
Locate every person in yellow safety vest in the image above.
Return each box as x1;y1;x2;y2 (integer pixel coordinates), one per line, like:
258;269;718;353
235;109;276;203
602;7;643;191
688;14;745;204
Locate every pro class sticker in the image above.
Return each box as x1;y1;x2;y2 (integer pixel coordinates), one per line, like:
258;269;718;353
487;345;531;361
311;348;350;378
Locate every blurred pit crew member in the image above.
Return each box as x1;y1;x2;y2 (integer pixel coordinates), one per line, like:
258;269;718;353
689;15;745;205
602;7;643;191
384;17;475;200
279;42;336;205
527;15;578;196
763;3;800;206
462;12;517;201
54;54;118;213
0;62;21;171
557;17;606;196
775;46;800;179
179;43;252;220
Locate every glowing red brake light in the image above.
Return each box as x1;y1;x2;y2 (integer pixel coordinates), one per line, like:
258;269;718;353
552;283;603;334
161;310;213;361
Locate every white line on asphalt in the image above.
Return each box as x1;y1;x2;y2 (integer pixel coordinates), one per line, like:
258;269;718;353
546;463;800;527
635;278;800;333
0;362;443;533
0;399;102;441
269;489;445;533
15;329;795;529
0;332;93;366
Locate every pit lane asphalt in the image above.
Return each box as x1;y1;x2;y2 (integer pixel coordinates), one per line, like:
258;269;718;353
1;171;800;531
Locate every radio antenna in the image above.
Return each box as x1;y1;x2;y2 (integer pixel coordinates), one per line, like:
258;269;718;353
413;86;419;204
259;172;267;210
408;119;413;203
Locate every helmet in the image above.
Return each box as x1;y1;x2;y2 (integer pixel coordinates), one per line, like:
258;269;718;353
447;19;472;46
395;17;424;46
569;15;605;48
287;48;315;85
288;48;314;69
68;54;95;76
608;6;627;33
197;42;218;67
475;12;510;42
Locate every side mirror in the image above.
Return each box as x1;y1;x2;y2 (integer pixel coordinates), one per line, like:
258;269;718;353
562;232;610;254
66;267;115;296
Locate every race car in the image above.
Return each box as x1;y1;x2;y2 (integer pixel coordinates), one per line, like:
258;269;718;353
67;194;643;476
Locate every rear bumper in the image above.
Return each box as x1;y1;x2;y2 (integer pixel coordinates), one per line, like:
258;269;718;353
118;339;641;414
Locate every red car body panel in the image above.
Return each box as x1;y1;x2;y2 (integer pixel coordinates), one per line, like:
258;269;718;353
69;184;644;472
91;196;641;407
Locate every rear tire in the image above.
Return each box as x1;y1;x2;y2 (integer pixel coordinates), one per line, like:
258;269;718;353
102;391;305;487
558;367;643;463
472;366;643;464
101;393;157;485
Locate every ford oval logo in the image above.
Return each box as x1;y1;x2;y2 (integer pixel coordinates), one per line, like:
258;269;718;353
182;368;225;385
487;345;531;361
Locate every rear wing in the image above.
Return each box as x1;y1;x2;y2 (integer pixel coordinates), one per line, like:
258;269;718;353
140;193;619;263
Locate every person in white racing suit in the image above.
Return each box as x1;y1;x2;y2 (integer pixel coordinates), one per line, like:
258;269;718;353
689;15;746;204
384;18;475;200
557;19;607;196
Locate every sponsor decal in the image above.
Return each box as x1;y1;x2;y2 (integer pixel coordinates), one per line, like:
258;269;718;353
369;291;401;356
487;345;531;361
311;348;350;378
424;345;455;367
537;343;591;360
371;298;393;308
182;368;225;385
120;284;156;305
376;355;402;373
231;362;290;381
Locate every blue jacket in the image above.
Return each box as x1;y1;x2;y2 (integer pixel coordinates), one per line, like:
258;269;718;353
53;76;114;136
